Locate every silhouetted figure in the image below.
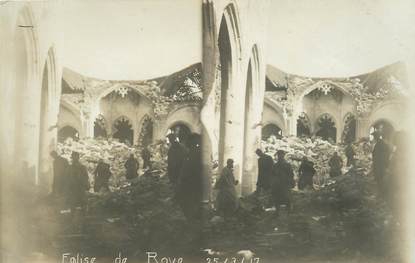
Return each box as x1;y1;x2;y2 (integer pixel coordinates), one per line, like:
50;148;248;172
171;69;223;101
256;149;274;192
94;159;111;193
271;150;295;216
215;159;239;218
141;146;151;170
124;154;139;180
167;134;186;185
66;152;89;210
298;156;316;190
329;152;343;178
372;132;391;193
345;144;356;167
176;134;203;221
50;151;69;196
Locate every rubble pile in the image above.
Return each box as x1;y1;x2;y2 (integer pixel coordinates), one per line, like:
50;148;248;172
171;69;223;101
85;174;192;255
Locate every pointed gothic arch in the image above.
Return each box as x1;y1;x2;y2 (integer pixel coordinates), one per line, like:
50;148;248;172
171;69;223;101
315;113;337;143
112;116;134;145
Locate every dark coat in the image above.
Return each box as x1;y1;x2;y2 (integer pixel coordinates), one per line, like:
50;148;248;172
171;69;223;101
271;159;294;205
372;139;391;180
167;142;187;185
215;166;239;216
66;161;89;207
329;155;343;177
298;160;315;190
125;157;139;179
257;153;274;190
176;145;203;220
52;156;69;195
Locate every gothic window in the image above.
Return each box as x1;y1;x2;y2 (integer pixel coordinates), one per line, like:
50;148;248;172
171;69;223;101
315;114;337;143
113;116;134;145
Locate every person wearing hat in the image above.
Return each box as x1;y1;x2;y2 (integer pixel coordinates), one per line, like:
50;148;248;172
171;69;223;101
215;159;239;218
255;149;274;193
372;130;391;193
66;152;90;211
271;150;295;216
298;156;316;190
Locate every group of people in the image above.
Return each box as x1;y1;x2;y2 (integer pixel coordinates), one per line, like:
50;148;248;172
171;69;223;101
50;151;90;212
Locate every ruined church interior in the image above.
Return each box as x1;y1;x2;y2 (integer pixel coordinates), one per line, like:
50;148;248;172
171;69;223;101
1;0;414;262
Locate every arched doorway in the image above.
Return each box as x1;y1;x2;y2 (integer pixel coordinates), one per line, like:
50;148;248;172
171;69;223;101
342;113;356;144
113;116;134;145
315;114;337;143
58;126;79;142
167;123;192;145
262;123;282;140
138;115;154;148
370;120;394;142
297;113;311;137
94;114;107;138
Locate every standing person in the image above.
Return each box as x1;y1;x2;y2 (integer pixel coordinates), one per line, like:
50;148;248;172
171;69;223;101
124;153;139;180
94;159;112;193
271;150;295;217
329;152;343;178
345;143;356;167
298;156;316;190
176;134;203;220
66;152;90;211
167;134;186;186
255;149;274;193
372;131;391;193
141;146;151;170
215;159;239;218
50;151;69;197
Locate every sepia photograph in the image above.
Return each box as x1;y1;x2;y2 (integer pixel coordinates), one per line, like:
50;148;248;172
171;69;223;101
1;0;415;262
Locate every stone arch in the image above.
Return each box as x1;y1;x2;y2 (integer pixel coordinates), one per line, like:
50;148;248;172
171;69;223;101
241;44;262;194
342;112;357;144
137;114;154;148
112;116;134;145
38;47;58;187
315;113;337;143
217;2;242;169
13;4;40;180
58;125;79;142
